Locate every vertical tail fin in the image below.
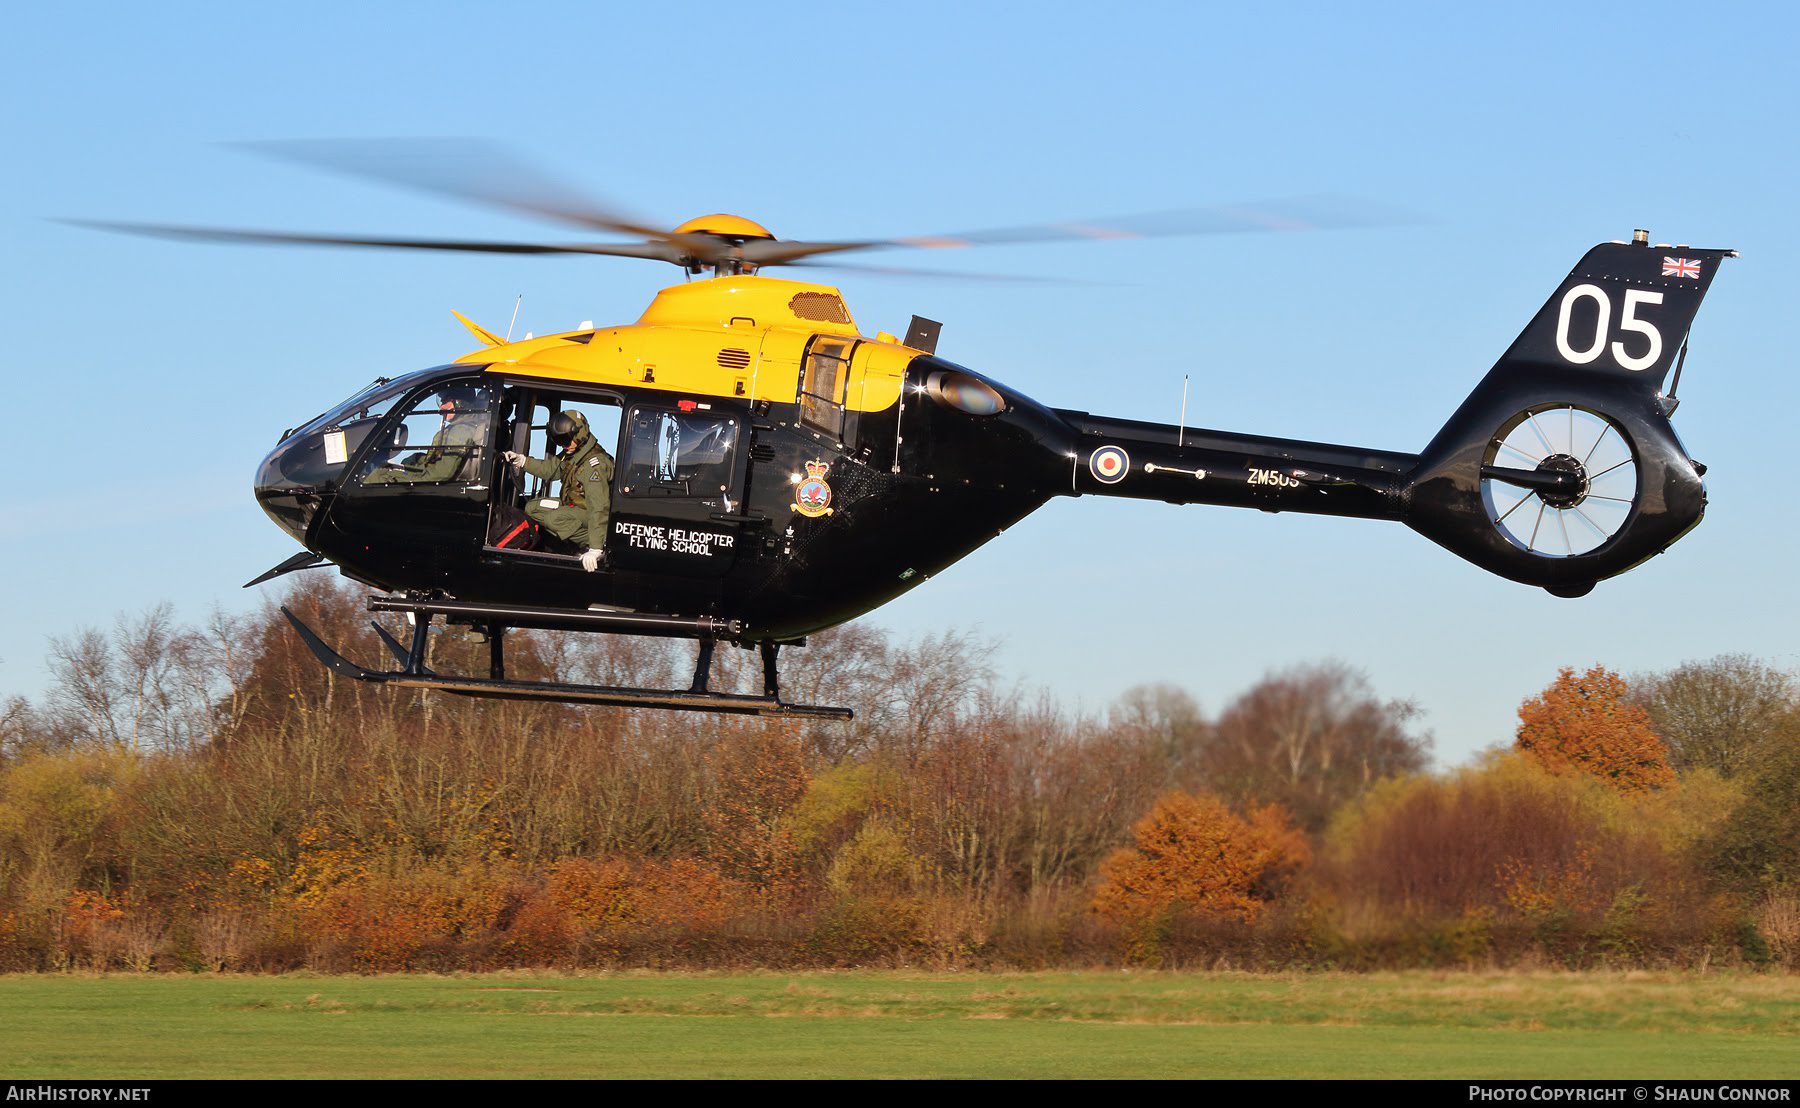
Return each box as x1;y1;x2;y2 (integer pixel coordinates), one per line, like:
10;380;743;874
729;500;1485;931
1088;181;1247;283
1489;235;1734;392
1404;236;1735;596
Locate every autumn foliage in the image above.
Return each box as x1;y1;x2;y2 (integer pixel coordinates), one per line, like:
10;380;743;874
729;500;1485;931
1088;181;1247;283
0;581;1792;971
1515;665;1675;793
1321;753;1721;963
1093;791;1308;925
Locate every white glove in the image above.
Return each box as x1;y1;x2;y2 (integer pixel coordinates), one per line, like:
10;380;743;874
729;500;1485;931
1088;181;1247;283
580;548;605;572
502;450;525;470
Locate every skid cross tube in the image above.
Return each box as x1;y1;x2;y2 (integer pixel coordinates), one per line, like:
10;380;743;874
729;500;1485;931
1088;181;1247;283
405;614;430;675
283;606;851;720
760;642;781;699
690;637;716;694
371;620;427;672
367;595;742;639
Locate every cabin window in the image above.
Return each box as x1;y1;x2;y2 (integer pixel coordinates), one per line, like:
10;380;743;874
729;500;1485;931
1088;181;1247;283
354;379;495;487
798;337;855;439
508;395;623;479
260;369;450;493
618;406;740;499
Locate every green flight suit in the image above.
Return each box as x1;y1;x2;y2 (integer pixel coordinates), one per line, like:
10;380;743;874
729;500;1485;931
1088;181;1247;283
365;415;484;485
523;436;615;548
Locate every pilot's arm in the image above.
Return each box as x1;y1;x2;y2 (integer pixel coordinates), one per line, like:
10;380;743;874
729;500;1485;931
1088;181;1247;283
519;454;561;483
576;448;615;544
400;425;462;483
367;426;458;485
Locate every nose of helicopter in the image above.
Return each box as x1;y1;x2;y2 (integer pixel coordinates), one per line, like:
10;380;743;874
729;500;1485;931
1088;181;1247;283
254;483;317;545
253;432;332;545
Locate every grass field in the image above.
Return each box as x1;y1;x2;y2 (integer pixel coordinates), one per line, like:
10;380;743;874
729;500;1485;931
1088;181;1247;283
2;970;1796;1079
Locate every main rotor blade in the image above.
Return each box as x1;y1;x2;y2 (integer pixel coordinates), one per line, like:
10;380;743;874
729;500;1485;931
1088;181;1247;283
63;219;686;262
231;138;721;257
742;194;1413;265
782;259;1098;284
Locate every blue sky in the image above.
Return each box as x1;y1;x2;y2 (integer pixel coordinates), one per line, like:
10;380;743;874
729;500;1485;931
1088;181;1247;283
3;1;1795;764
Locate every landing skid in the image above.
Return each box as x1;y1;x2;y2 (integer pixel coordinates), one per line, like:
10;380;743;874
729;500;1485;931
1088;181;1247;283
281;603;853;720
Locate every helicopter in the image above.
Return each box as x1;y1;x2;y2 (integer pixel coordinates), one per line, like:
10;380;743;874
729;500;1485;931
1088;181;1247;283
78;142;1735;720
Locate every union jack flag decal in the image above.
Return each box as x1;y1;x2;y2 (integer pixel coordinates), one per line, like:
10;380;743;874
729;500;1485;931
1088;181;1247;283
1662;256;1702;279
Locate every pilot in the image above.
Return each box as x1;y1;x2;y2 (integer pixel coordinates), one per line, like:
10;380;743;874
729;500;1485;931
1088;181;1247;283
365;385;487;485
505;410;614;571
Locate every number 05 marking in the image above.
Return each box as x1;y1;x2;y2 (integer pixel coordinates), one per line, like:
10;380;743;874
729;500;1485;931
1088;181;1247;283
1554;284;1664;372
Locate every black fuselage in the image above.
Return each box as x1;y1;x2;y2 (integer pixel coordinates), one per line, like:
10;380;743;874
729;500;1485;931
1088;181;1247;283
257;355;1428;644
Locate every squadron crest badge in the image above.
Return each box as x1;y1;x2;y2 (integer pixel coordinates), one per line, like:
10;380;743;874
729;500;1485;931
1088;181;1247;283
792;459;834;518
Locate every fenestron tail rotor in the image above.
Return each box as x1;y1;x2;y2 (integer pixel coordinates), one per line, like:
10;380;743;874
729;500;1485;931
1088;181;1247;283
1480;405;1640;558
65;138;1408;279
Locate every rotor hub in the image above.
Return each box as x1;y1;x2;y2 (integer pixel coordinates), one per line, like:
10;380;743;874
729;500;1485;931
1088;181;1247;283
1535;453;1589;509
671;213;775;243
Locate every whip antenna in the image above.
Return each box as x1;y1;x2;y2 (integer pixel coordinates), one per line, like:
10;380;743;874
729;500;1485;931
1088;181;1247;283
1178;374;1189;448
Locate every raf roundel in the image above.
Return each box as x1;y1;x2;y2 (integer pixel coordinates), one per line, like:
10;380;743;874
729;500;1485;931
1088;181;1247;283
1089;445;1130;484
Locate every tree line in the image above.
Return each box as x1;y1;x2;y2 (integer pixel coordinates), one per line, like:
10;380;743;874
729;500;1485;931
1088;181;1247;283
0;577;1794;972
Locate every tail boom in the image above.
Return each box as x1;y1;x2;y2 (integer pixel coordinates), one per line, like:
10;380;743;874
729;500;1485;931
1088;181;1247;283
1058;411;1414;521
1056;236;1732;595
